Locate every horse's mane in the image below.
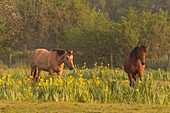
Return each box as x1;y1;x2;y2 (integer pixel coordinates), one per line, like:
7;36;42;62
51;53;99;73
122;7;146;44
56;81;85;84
52;48;65;52
130;45;147;61
130;46;138;60
51;48;72;55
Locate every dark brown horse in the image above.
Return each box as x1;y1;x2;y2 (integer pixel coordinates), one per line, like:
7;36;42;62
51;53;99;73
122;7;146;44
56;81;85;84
30;48;74;81
123;44;148;87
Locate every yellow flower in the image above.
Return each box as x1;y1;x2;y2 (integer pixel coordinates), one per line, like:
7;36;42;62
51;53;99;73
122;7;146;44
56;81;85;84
50;78;52;81
58;79;63;86
40;79;44;82
80;74;83;77
138;80;142;84
148;75;153;81
38;79;44;86
7;77;12;86
96;79;101;86
82;62;86;69
55;77;63;86
112;79;116;82
87;80;92;85
69;75;73;78
158;68;161;72
168;78;170;82
79;70;82;73
104;86;108;92
101;70;104;75
45;80;49;86
29;76;33;80
2;75;6;81
68;75;74;85
50;78;53;86
18;81;22;85
6;80;12;86
125;80;129;83
38;82;42;87
107;64;110;68
135;88;139;93
79;77;83;83
115;68;120;73
0;79;2;84
94;62;97;67
8;74;12;78
135;89;140;95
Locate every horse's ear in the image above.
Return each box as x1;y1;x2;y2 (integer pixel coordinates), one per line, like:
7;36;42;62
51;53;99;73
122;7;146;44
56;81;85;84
138;45;141;48
70;50;73;54
137;41;141;46
57;50;65;56
146;46;149;52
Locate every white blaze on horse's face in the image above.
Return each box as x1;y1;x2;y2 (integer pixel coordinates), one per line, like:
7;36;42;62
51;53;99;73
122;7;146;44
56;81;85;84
139;52;146;65
64;50;74;70
138;46;148;65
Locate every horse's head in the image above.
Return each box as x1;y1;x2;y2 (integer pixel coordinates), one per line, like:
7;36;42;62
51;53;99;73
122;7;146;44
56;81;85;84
64;50;74;70
136;45;148;65
55;49;74;70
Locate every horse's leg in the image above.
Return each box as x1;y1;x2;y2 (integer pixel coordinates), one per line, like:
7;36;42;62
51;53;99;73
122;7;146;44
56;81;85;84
133;74;137;81
49;69;54;78
138;73;142;81
31;67;35;77
128;73;134;87
57;70;63;79
49;69;53;75
133;75;136;81
138;65;145;81
36;69;42;82
31;66;36;80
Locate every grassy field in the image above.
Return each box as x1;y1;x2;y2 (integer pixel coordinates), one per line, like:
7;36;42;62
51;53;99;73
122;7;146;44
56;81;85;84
0;63;170;112
0;101;170;113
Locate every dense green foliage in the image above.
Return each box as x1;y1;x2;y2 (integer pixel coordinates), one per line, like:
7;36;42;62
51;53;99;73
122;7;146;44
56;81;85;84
0;0;170;67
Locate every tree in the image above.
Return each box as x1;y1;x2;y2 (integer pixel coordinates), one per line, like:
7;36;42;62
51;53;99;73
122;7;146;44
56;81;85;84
113;7;170;60
0;1;23;52
62;2;112;65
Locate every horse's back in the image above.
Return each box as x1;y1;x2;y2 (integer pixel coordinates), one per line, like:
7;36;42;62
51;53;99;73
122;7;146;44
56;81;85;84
30;48;48;59
123;54;130;73
30;49;50;67
32;48;48;54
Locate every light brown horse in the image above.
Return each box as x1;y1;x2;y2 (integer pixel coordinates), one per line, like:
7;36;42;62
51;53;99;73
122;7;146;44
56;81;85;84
30;48;74;81
123;44;148;87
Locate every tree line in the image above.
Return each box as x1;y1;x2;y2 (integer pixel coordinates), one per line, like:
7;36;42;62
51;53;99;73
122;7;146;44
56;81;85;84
0;0;170;67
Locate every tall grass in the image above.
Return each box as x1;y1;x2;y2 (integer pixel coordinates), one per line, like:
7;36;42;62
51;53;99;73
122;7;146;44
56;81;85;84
0;64;169;105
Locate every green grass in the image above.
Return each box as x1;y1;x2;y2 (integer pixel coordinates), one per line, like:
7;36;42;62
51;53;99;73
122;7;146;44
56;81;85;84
0;101;170;113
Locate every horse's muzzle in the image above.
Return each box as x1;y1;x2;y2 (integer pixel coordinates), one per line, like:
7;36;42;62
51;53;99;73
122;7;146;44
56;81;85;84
69;66;74;70
141;61;145;65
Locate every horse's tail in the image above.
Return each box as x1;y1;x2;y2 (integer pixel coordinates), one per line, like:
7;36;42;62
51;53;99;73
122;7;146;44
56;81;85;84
33;68;37;79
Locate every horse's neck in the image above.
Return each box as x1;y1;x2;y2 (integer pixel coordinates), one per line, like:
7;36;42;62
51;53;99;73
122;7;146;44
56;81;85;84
57;55;65;66
130;51;138;64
